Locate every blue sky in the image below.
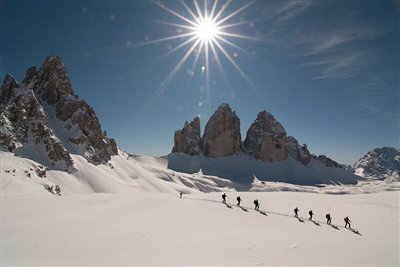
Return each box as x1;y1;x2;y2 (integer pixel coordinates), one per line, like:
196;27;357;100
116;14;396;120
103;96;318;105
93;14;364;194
1;0;399;164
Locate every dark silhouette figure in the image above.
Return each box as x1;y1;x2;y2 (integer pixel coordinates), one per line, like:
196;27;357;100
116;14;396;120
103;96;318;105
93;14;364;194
344;216;351;228
253;199;260;210
326;213;331;225
309;210;314;220
294;207;299;218
55;185;61;196
222;193;227;204
236;196;242;206
179;192;183;199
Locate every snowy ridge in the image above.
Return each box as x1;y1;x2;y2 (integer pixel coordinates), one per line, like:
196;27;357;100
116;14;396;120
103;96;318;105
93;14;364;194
0;56;117;169
354;147;400;181
2;149;398;197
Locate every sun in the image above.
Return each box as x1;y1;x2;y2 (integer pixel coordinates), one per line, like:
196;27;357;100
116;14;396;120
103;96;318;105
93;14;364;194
194;18;220;43
147;0;262;98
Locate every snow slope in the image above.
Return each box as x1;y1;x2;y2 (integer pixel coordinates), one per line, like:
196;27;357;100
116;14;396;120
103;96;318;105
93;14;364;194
168;153;359;185
1;150;400;266
2;191;399;266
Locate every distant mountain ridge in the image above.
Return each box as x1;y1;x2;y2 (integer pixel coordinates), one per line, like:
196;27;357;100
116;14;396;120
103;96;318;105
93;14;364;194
0;56;117;170
169;103;358;185
354;147;400;181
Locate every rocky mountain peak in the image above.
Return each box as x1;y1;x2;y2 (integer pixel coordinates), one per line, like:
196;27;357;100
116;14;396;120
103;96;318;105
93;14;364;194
1;74;19;105
35;55;74;104
172;116;201;155
202;103;243;157
0;55;118;170
353;147;400;181
244;110;287;162
22;66;38;86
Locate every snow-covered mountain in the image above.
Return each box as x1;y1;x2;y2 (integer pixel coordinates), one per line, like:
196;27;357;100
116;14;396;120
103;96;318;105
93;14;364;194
169;103;359;185
0;56;117;170
2;149;399;266
354;147;400;181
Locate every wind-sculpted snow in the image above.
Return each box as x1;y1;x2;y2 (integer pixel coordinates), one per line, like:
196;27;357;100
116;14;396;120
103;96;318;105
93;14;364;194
3;150;396;198
2;184;399;266
168;153;359;186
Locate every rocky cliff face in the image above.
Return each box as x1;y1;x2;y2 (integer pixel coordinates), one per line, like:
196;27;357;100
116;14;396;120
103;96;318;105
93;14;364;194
172;117;201;155
0;55;117;170
244;111;287;162
353;147;400;181
202;103;243;157
286;136;311;165
170;103;344;169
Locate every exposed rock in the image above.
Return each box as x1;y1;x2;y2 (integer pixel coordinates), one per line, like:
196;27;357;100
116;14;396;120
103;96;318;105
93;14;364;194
286;136;311;165
0;55;118;169
312;154;342;168
22;66;37;86
0;87;73;168
0;74;19;105
202;103;242;157
244;111;287;162
172;117;201;155
353;147;400;181
34;55;74;104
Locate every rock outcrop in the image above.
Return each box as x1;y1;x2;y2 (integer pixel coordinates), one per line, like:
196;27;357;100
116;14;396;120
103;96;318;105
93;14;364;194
0;55;118;170
244;111;287;162
353;147;400;181
172;117;201;155
170;103;347;169
202;103;243;157
286;136;311;165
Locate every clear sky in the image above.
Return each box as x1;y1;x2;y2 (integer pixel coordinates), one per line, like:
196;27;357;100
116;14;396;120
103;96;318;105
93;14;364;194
1;0;399;164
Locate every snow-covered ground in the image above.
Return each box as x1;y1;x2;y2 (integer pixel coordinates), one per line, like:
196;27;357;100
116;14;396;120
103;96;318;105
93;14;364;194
1;150;399;266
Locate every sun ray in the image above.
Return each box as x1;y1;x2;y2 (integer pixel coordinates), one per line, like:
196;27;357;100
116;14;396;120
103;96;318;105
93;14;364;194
218;31;265;42
146;0;265;108
153;0;198;27
215;0;255;26
211;0;232;24
159;36;199;60
215;35;251;55
181;0;201;24
213;39;255;88
193;0;204;22
160;38;202;91
209;0;218;20
156;20;197;31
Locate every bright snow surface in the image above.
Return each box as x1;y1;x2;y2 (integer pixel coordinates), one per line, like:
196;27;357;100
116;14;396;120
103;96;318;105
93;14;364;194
1;150;399;266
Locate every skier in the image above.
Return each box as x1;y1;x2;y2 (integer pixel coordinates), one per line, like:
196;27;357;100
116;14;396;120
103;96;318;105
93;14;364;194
222;193;227;204
55;185;61;196
309;210;314;220
344;216;351;228
253;199;260;211
326;213;331;225
179;192;183;199
236;196;242;206
294;207;299;218
48;185;54;194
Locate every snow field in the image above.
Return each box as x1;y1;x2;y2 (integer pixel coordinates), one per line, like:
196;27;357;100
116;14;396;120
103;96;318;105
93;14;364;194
2;191;399;266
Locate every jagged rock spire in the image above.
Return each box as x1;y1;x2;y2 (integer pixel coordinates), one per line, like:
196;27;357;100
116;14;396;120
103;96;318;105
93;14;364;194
172;117;201;155
202;103;243;157
244;111;287;162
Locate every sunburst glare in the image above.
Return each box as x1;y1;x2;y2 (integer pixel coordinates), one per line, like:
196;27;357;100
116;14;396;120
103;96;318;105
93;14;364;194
149;0;261;97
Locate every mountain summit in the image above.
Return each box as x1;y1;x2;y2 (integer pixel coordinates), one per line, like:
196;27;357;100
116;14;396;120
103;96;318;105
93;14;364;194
169;103;357;185
354;147;400;181
0;56;117;170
